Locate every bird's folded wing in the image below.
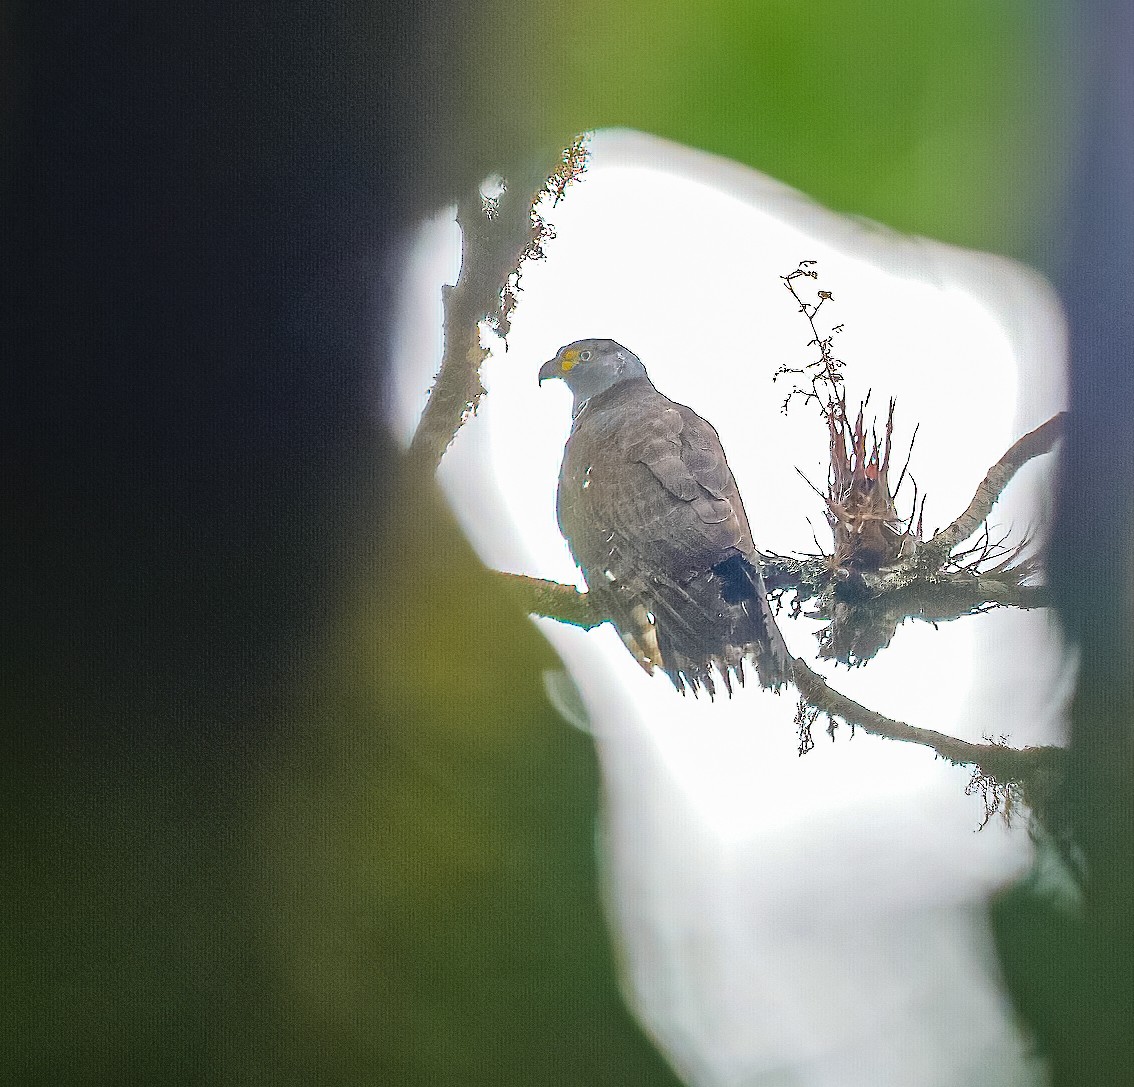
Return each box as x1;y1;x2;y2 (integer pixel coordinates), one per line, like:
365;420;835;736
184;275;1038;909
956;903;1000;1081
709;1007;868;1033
620;403;749;550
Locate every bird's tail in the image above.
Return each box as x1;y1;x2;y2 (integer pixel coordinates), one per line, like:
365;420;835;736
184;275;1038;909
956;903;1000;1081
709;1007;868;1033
649;555;792;698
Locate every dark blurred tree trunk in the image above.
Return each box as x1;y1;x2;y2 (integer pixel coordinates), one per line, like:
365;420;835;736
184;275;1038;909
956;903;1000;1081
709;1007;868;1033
994;3;1134;1082
2;5;406;1082
1;5;679;1085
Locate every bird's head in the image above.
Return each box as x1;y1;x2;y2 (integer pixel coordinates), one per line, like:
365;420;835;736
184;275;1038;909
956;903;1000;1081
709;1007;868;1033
538;338;647;412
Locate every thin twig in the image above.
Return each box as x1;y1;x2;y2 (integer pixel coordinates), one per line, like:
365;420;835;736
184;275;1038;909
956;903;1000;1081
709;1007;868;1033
892;422;919;500
775;263;846;414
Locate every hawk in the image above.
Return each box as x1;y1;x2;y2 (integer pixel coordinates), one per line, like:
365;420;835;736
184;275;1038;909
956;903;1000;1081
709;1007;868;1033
539;337;791;697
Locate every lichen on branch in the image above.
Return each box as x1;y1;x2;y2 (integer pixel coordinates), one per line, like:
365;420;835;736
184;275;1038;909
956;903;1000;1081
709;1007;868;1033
919;412;1066;566
491;562;1061;817
407;136;590;476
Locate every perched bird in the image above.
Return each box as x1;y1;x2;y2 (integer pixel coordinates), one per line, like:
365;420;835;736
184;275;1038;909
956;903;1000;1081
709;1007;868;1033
539;337;791;696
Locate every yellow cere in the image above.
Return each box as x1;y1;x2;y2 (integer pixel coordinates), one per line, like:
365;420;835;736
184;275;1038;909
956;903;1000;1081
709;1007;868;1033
560;349;580;372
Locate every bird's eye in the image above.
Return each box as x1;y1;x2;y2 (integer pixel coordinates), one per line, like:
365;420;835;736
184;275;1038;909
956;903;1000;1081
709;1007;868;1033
579;350;592;362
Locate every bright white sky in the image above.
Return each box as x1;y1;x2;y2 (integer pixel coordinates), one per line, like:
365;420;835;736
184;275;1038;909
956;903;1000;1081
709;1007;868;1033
389;129;1069;1086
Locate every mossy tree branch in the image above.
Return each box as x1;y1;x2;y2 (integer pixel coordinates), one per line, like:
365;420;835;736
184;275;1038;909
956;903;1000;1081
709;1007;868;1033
919;412;1067;566
406;181;545;476
759;413;1064;664
495;572;605;629
493;567;1063;811
790;657;1062;780
487;406;1067;813
407;140;589;477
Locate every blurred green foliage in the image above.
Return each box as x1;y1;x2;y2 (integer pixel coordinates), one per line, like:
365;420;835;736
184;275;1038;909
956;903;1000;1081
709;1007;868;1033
457;0;1069;257
259;477;682;1085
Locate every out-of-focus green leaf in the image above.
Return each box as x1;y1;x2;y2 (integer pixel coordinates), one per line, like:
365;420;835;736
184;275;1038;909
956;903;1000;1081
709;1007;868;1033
455;0;1069;256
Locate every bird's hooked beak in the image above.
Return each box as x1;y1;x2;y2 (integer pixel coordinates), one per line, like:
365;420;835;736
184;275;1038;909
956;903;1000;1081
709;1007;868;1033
538;355;562;385
540;346;584;384
537;358;560;387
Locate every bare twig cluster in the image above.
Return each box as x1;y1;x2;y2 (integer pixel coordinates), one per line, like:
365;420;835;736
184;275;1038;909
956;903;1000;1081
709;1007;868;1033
776;263;923;580
766;262;1062;668
774;262;846;414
